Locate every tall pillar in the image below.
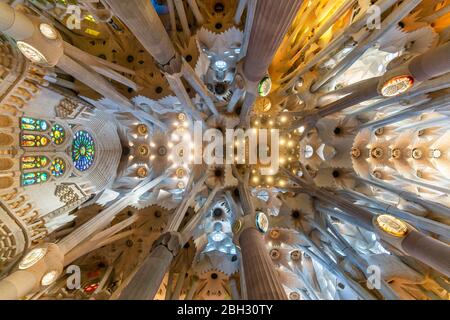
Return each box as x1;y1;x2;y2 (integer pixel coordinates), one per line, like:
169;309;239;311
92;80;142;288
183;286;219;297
240;0;304;126
239;228;287;300
119;232;183;300
242;0;304;83
401;230;450;277
103;0;177;67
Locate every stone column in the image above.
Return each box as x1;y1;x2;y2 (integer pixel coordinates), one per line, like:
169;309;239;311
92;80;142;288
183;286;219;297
240;0;304;126
0;244;64;300
409;42;450;82
228;277;241;300
401;230;450;277
103;0;176;66
243;0;304;82
119;232;183;300
239;228;287;300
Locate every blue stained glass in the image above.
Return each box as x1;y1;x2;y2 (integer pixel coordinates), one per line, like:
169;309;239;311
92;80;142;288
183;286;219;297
72;131;95;171
21;172;49;186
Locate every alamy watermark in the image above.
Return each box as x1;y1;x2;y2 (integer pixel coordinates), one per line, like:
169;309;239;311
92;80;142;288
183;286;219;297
170;121;280;176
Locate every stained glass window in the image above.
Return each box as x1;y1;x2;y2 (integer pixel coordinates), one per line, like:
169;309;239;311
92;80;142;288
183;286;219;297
50;158;66;178
21;134;50;147
51;124;66;145
21;172;49;186
20;117;49;132
21;156;49;170
72;131;95;171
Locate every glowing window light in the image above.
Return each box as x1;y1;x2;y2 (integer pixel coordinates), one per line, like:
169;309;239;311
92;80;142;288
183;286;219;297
381;75;414;97
17;41;48;65
85;28;100;37
19;247;47;270
21;117;49;132
21;134;49;148
21;156;49;170
84;283;99;294
258;76;272;97
304;145;314;159
41;270;59;286
214;60;228;70
83;14;97;23
50;158;66;178
376;215;408;237
21;172;49;186
211;231;226;242
39;23;58;40
51;124;66;145
255;212;269;233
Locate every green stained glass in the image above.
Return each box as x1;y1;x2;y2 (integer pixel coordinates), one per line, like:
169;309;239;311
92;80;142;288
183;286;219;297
20;117;49;132
21;172;49;186
51;124;66;145
50;158;66;178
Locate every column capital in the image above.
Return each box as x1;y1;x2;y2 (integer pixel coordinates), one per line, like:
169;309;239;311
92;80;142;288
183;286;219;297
152;231;183;258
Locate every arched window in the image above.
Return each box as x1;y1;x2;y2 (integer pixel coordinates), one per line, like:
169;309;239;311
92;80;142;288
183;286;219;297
21;134;50;147
50;158;66;178
21;156;50;170
72;131;95;171
51;124;66;145
20;117;49;132
21;172;49;186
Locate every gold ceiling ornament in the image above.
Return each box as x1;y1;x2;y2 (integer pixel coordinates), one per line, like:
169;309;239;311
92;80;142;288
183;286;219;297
269;248;281;260
374;127;385;136
391;148;402;159
289;291;301;300
370;147;384;159
177;113;187;122
290;250;301;261
412;148;424;160
269;229;281;239
138;145;150;157
232;219;243;234
136;167;149;178
176;168;186;179
351;147;361;159
376;215;409;237
137;124;149;136
372;170;383;179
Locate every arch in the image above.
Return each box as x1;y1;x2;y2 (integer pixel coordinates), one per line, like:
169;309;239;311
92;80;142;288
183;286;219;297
0;176;14;189
0;115;12;128
0;133;13;146
0;158;14;171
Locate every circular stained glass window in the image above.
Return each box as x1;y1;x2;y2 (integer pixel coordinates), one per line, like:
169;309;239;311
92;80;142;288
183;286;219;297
51;124;66;145
72;131;95;172
258;76;272;97
51;158;66;178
